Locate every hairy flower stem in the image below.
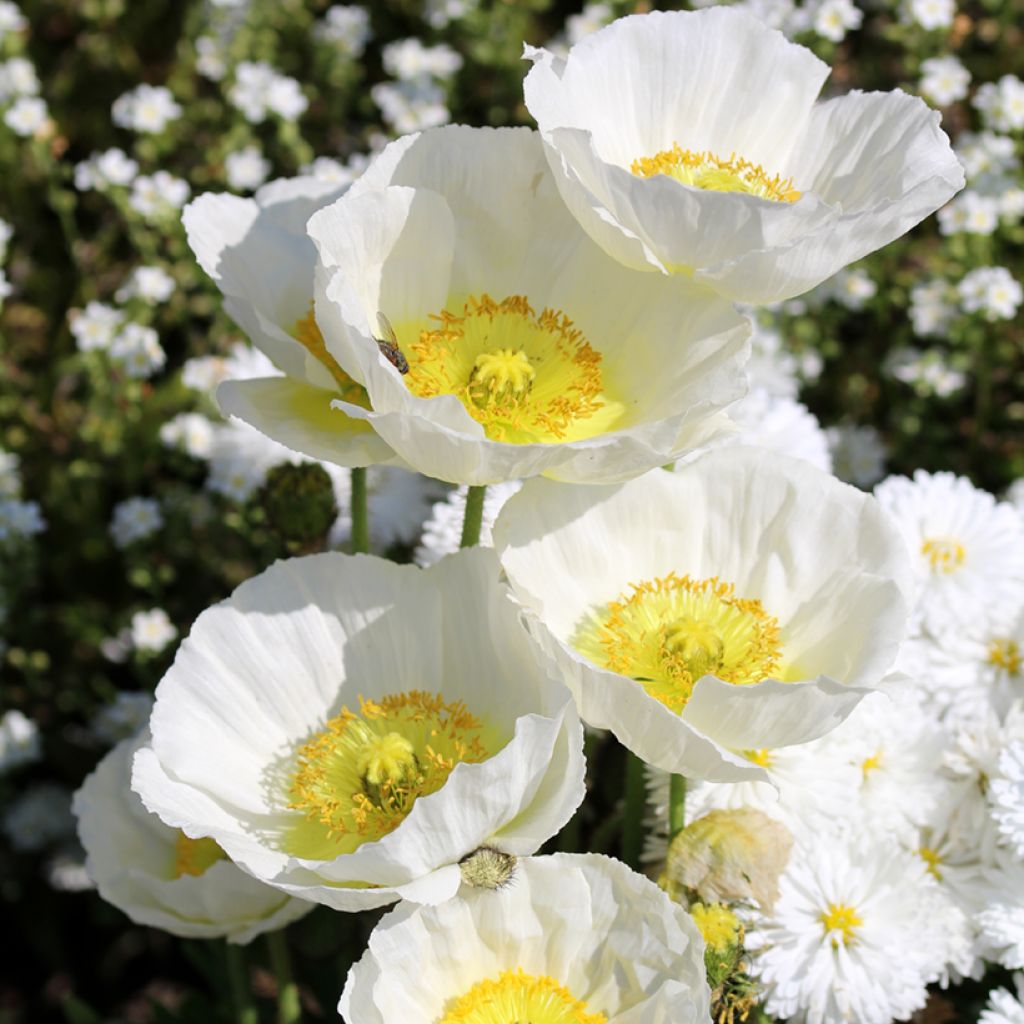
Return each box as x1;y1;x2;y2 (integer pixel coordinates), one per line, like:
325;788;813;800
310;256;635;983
460;485;487;548
267;929;302;1024
622;750;647;868
224;942;258;1024
350;467;369;554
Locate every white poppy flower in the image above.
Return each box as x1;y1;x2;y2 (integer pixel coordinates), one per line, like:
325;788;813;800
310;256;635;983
183;176;396;468
493;448;913;781
305;125;751;486
523;8;964;304
340;853;711;1024
132;548;585;911
74;731;310;943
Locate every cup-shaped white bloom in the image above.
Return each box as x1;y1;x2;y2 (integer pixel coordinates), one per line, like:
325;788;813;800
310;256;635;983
132;548;585;911
183;175;395;467
493;448;913;781
74;731;310;943
340;853;711;1024
305;125;750;486
523;8;964;304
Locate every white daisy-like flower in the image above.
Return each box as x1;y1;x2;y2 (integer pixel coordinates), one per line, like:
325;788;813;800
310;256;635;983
115;265;175;304
225;145;271;192
382;38;462;82
874;470;1024;634
0;498;45;541
959;266;1023;321
306;125;750;486
990;740;1024;857
981;975;1024;1024
909;277;958;337
111;84;182;133
919;55;971;107
4;95;48;137
132;549;585;911
316;6;372;58
372;79;451;134
130;609;177;654
493;448;912;781
748;834;972;1024
128;171;190;220
183;176;395;469
522;8;963;305
109;323;166;379
181;341;278;396
415;481;522;568
159;412;216;460
74;731;311;943
902;0;954;29
0;708;41;773
340;853;710;1024
70;301;122;352
977;848;1024;969
109;496;163;548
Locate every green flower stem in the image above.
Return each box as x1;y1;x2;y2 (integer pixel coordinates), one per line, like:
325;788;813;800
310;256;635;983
224;942;258;1024
459;485;487;548
622;750;647;869
668;773;687;844
267;929;302;1024
350;467;369;554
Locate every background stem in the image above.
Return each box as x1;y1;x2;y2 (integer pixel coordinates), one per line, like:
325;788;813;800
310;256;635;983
267;930;302;1024
349;467;369;554
459;485;487;548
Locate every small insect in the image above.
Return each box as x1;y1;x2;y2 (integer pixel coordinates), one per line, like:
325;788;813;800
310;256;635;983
374;312;409;375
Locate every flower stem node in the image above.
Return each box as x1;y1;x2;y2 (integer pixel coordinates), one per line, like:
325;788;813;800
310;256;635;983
458;846;518;890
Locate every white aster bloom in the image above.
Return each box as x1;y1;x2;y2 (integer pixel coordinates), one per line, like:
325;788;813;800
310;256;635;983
920;55;971;106
956;131;1018;181
181;342;278;396
939;190;1000;235
885;346;966;397
978;848;1024;969
382;38;462;81
828;267;877;310
748;835;972;1024
0;1;26;37
90;692;155;746
109;496;163;548
902;0;954;28
111;84;182;133
875;471;1024;633
71;301;123;353
74;147;139;192
0;57;39;100
129;171;190;219
415;481;522;567
909;278;957;337
371;78;450;133
316;6;372;57
4;95;48;136
423;0;477;29
183;177;396;469
130;609;177;654
523;8;963;305
0;709;41;773
109;323;166;379
75;731;311;942
812;0;862;41
224;145;270;192
307;126;750;486
827;424;886;487
990;740;1024;857
0;498;45;541
981;976;1024;1024
974;76;1024;133
159;412;215;459
340;853;711;1024
132;549;586;911
115;265;175;304
4;783;75;852
494;448;912;781
958;266;1023;321
195;36;226;81
228;61;307;123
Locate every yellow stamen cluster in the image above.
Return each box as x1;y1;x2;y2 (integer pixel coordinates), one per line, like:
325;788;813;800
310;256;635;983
292;307;370;407
861;751;884;777
744;748;775;769
820;902;863;947
920;537;966;574
631;145;801;203
574;573;783;713
691;902;743;954
438;969;607;1024
288;691;500;855
988;638;1022;675
172;832;226;879
919;846;943;880
402;294;622;444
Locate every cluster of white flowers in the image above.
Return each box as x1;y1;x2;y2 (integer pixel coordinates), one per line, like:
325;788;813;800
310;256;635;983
224;144;270;192
959;266;1024;321
315;5;372;58
0;445;45;546
920;55;971;107
885;345;967;397
128;170;190;220
111;84;182;133
129;608;177;654
227;61;307;123
74;147;139;192
109;496;163;548
1;46;48;138
109;322;166;378
974;75;1024;133
115;265;175;305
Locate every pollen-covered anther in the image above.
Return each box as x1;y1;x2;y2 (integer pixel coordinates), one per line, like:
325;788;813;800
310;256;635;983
631;145;802;204
988;637;1021;674
469;348;536;407
820;902;863;947
920;536;966;574
438;968;607;1024
666;618;726;679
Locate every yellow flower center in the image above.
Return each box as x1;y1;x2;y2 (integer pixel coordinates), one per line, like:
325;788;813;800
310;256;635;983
988;638;1022;675
861;751;884;777
172;833;226;878
631;145;801;204
573;573;783;714
292;307;371;407
920;537;965;574
400;294;624;444
744;748;775;769
919;846;943;880
820;902;862;947
438;969;607;1024
287;691;504;857
691;902;742;954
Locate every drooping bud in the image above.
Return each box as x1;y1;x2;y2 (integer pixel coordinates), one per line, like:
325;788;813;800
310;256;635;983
459;846;517;890
261;462;337;546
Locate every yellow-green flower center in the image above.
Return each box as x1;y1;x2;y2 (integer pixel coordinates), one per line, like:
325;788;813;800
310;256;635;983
574;573;783;714
399;294;624;444
292;306;371;407
438;969;607;1024
287;691;504;858
820;902;863;947
172;833;226;878
920;536;965;574
988;637;1021;675
919;846;943;880
631;145;801;204
691;902;742;954
744;748;775;769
